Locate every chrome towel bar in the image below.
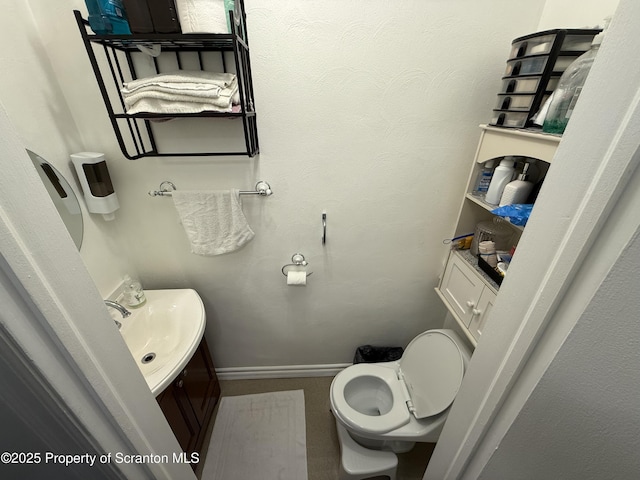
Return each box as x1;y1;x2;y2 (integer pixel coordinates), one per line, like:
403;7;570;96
149;181;273;197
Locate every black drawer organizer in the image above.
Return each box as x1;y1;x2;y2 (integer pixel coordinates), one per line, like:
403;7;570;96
73;0;258;159
490;28;600;129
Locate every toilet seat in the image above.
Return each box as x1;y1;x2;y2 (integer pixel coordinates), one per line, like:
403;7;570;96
331;363;411;434
331;330;466;435
398;330;465;418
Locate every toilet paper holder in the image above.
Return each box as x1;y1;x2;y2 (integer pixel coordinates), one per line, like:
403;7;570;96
281;253;313;277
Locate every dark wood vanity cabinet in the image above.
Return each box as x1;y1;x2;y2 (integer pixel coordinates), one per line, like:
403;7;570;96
156;337;220;472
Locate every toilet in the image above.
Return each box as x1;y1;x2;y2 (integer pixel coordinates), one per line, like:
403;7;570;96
330;329;471;458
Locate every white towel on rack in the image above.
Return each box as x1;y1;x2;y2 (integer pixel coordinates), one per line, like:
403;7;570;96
122;71;237;93
123;83;234;100
123;90;239;114
121;71;239;114
175;0;228;34
126;99;242;115
172;190;255;256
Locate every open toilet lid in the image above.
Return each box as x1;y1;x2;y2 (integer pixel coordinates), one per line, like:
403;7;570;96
399;330;465;419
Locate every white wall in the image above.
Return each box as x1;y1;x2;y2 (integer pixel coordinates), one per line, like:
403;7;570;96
2;1;620;372
538;0;619;30
0;2;130;295
0;101;194;479
1;0;551;370
4;2;636;477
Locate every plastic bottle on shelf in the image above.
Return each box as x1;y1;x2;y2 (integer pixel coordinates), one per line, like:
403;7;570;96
485;157;516;205
499;162;535;206
471;159;495;198
542;19;609;134
224;0;241;32
85;0;131;35
123;274;146;308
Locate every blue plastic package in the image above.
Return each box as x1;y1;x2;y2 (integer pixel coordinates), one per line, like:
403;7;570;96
85;0;131;35
491;204;533;227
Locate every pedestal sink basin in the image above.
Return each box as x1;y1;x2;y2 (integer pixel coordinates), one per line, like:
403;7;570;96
117;289;206;395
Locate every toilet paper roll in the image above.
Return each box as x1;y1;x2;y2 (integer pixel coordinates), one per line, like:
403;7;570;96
478;240;496;252
287;270;307;286
479;241;498;268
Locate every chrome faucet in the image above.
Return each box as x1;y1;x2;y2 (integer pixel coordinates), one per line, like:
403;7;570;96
104;300;131;329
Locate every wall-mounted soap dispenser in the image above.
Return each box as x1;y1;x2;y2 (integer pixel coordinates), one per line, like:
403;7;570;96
71;152;119;221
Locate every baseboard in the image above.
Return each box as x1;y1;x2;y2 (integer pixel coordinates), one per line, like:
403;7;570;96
216;363;350;380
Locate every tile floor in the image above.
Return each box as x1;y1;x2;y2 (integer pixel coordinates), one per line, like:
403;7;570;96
199;376;434;480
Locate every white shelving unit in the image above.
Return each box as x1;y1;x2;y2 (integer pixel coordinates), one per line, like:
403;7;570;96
436;125;560;346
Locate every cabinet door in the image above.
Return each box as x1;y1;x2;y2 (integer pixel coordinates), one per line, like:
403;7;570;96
469;287;496;341
181;338;220;427
440;252;485;327
157;338;221;458
157;382;199;453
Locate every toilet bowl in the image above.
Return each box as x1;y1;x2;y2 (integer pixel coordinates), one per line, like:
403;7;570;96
330;329;471;453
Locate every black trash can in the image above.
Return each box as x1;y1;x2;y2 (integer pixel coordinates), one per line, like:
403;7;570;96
353;345;404;364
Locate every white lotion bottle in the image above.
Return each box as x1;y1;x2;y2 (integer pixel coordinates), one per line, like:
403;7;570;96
485;157;516;205
499;162;534;206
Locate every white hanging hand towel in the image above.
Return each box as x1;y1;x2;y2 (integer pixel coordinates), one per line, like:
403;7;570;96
172;190;255;255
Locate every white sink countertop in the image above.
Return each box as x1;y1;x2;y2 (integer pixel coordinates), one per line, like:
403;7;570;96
115;289;206;396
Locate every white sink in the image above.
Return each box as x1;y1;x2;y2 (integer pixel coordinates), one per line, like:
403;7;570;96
118;289;206;396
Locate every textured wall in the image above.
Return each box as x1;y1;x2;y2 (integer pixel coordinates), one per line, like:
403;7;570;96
0;2;130;293
11;0;544;369
537;0;620;30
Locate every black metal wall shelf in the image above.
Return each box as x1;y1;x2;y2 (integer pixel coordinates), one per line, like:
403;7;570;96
73;1;259;160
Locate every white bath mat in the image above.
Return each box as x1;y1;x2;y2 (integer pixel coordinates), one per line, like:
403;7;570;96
202;390;308;480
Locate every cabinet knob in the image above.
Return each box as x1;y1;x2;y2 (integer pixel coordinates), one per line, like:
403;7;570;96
176;379;184;388
472;308;482;316
466;301;476;308
182;369;188;377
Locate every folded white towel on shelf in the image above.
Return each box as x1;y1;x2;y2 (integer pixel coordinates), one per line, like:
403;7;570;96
122;83;222;99
122;71;237;93
121;71;239;114
124;89;239;113
172;190;254;256
176;0;228;34
134;102;242;115
125;97;237;114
